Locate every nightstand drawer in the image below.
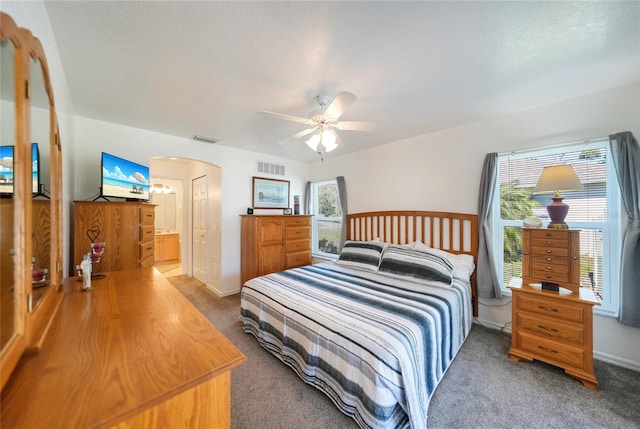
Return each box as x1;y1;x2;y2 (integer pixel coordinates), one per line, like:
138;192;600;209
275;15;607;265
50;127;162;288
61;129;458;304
517;313;585;345
139;240;155;261
517;294;585;323
517;331;585;370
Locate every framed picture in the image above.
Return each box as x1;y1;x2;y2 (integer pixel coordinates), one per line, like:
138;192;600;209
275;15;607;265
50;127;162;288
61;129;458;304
283;208;292;215
252;176;290;209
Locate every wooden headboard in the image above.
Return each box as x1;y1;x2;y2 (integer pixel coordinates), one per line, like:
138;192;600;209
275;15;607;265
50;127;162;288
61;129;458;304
346;210;479;316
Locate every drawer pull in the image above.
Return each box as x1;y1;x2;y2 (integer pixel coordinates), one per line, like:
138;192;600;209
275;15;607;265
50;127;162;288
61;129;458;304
538;305;559;312
538;345;559;354
538;325;559;333
546;274;553;279
546;249;552;253
546;266;552;270
546;257;552;261
546;241;552;245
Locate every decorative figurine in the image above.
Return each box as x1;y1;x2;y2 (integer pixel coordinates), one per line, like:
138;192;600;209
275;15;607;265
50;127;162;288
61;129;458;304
80;253;93;291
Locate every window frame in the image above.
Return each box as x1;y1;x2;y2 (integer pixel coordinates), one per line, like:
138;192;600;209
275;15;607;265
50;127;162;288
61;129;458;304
492;140;621;316
309;179;342;260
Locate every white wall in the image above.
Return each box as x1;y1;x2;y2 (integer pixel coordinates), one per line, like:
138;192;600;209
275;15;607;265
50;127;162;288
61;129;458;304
1;2;76;276
74;116;309;295
309;82;640;370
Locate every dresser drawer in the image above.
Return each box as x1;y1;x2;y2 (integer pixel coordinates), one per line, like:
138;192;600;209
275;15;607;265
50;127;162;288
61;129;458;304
530;270;569;284
286;238;310;253
529;229;571;241
139;206;155;225
517;294;585;323
139;254;155;268
139;224;155;242
285;216;311;227
286;226;310;240
285;251;311;269
516;312;585;346
517;331;585;370
531;260;569;274
139;240;155;261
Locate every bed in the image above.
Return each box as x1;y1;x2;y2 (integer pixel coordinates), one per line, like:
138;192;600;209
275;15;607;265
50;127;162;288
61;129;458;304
240;211;478;429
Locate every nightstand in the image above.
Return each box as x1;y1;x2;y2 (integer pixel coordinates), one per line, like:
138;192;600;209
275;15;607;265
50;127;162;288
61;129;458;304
508;283;599;390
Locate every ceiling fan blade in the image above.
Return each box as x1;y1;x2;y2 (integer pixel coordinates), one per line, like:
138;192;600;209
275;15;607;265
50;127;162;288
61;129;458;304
258;111;313;125
277;127;317;146
334;121;375;131
323;91;357;120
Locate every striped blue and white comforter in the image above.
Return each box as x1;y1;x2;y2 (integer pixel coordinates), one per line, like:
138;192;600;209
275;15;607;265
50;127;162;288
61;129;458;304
240;262;472;429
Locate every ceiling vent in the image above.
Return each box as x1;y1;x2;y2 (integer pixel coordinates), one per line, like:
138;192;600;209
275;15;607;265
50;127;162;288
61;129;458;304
257;161;285;176
192;135;219;144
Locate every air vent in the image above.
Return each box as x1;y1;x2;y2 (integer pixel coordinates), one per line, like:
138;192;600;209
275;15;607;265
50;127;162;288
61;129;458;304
192;135;219;144
257;161;285;176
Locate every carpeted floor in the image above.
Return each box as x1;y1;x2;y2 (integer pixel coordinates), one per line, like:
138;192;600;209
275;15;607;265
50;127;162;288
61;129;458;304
168;275;640;429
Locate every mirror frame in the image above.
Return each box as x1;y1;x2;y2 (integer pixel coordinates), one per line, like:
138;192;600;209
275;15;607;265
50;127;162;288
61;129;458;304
0;12;63;390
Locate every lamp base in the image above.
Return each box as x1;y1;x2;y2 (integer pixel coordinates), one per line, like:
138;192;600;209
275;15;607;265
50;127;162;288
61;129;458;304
546;196;570;229
547;222;569;229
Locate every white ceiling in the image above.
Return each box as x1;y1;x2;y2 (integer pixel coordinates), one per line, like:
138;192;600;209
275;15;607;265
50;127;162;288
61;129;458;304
43;1;640;163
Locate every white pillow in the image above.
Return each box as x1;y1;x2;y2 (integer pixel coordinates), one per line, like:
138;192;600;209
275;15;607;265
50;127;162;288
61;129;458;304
408;242;475;281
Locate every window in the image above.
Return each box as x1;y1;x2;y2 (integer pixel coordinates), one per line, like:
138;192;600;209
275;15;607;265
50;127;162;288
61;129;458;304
309;180;343;258
493;140;621;316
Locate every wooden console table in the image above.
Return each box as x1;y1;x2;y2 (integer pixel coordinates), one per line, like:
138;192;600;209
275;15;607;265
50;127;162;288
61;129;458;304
1;267;246;428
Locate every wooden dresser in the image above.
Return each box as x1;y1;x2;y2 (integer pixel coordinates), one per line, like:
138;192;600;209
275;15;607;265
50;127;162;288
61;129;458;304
74;201;156;273
0;268;246;428
508;283;599;390
522;228;581;293
240;215;312;285
510;227;599;390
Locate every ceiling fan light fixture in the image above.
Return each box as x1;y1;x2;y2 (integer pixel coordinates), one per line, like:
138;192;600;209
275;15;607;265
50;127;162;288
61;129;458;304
306;130;338;153
305;133;321;151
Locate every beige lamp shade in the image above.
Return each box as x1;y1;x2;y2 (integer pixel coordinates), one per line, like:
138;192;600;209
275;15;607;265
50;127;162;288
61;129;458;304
534;165;584;196
534;164;584;229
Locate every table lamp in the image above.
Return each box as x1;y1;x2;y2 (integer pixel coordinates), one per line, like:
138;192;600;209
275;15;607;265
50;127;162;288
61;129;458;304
534;165;584;229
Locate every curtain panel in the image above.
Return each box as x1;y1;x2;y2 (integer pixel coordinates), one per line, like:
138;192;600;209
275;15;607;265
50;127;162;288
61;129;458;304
477;153;503;299
609;132;640;327
336;176;348;249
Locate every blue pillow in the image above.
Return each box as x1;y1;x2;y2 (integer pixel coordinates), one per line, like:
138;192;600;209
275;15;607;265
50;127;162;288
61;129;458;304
336;240;387;271
378;244;454;287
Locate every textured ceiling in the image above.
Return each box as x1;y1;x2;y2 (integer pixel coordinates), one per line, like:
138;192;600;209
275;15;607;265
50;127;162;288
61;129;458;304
43;1;640;162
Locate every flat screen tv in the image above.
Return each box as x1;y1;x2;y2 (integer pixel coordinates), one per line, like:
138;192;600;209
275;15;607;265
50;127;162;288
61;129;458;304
32;142;40;194
0;143;40;196
0;145;14;195
101;152;150;201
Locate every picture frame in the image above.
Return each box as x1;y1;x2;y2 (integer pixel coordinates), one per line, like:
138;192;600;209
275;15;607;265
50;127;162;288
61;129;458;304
252;176;290;209
283;208;292;215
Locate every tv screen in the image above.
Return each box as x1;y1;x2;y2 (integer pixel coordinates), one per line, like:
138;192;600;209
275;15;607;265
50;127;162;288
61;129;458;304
101;152;149;201
0;145;14;195
32;142;39;194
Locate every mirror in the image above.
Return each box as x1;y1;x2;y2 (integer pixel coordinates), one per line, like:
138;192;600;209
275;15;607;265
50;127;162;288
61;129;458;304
29;55;52;310
0;36;17;349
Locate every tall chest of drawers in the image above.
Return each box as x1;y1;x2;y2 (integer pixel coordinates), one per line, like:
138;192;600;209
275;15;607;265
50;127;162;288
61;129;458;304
74;201;156;273
510;227;599;390
240;215;312;285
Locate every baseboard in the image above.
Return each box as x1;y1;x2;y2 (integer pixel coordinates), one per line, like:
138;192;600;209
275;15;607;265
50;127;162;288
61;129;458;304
206;283;241;298
473;319;640;373
594;350;640;372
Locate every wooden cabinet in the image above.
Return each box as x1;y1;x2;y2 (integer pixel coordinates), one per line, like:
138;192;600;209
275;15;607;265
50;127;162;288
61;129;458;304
154;233;180;264
0;268;246;428
508;283;599;390
74;201;156;273
522;228;581;293
241;215;312;284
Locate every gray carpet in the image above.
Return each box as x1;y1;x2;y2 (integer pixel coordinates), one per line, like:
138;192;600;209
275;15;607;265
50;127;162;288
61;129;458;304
168;275;640;429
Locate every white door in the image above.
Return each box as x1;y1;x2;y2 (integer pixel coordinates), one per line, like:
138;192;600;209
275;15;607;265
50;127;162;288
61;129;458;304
192;176;207;283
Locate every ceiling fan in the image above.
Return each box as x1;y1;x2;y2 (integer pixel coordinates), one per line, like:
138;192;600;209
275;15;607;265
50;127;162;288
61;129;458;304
258;91;373;156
